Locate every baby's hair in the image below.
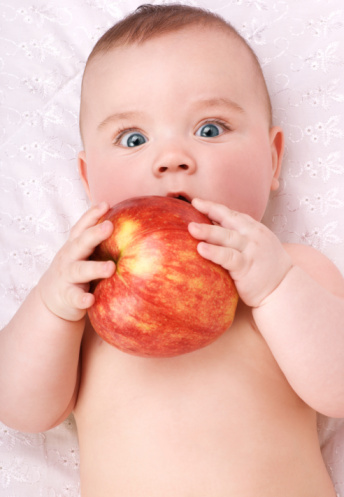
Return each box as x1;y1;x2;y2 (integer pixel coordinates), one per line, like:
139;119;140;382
80;3;272;140
90;3;246;54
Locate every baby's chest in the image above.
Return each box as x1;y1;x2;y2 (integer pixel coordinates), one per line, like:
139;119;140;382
75;309;300;428
74;313;317;497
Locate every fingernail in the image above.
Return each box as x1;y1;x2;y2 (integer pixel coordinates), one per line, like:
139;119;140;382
189;222;200;232
104;260;115;272
100;220;111;231
82;294;90;306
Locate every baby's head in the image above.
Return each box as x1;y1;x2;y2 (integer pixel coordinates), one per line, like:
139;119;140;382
80;4;273;134
78;4;283;220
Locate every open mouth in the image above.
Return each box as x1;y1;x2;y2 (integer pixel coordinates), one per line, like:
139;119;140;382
167;193;192;203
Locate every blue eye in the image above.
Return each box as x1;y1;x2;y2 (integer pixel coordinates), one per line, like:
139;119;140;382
196;123;223;138
119;131;147;147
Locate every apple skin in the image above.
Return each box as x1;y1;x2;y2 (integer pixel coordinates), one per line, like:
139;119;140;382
88;196;238;358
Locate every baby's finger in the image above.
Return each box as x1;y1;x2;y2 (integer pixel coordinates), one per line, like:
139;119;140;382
70;219;114;260
69;260;115;284
69;202;110;240
196;242;244;273
65;285;95;311
188;222;246;252
192;198;253;230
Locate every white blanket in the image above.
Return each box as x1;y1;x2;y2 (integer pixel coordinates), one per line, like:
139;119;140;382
1;1;344;495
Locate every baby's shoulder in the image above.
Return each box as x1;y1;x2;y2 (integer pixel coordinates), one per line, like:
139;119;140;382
283;243;344;297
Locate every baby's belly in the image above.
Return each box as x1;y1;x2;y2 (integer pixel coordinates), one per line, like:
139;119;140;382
74;307;335;497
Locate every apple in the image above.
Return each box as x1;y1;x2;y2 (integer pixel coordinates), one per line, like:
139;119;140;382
88;196;238;357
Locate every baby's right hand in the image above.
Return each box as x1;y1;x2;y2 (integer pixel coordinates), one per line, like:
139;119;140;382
38;202;115;322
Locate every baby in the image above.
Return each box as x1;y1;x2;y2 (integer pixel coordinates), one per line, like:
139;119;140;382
1;4;344;496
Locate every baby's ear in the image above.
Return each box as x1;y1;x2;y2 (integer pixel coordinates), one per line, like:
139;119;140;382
78;151;92;201
269;126;284;191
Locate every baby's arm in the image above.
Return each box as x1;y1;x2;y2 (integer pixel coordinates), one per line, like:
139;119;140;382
189;198;344;418
0;203;115;433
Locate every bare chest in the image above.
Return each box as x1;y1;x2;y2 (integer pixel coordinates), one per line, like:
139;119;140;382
75;303;308;431
73;305;332;497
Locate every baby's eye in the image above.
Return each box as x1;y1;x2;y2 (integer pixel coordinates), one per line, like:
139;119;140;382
195;122;226;138
118;131;147;148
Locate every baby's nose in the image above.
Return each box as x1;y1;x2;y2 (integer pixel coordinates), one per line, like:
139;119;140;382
152;144;197;176
158;163;190;173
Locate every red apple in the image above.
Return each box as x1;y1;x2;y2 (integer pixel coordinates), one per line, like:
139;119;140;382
88;196;238;357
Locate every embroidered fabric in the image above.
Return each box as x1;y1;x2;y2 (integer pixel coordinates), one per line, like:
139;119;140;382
0;0;343;495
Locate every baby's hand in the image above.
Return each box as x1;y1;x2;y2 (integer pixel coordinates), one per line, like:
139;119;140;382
188;198;292;308
38;202;115;322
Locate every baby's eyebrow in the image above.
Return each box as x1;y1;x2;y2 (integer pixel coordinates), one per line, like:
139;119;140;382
98;111;145;130
97;98;244;131
192;97;245;114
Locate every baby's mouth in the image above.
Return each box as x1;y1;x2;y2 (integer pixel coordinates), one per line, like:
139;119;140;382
167;193;192;203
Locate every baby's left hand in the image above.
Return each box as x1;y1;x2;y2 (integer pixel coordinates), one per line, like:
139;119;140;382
188;198;292;308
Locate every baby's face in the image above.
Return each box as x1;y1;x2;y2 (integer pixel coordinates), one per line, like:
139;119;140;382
79;26;283;220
